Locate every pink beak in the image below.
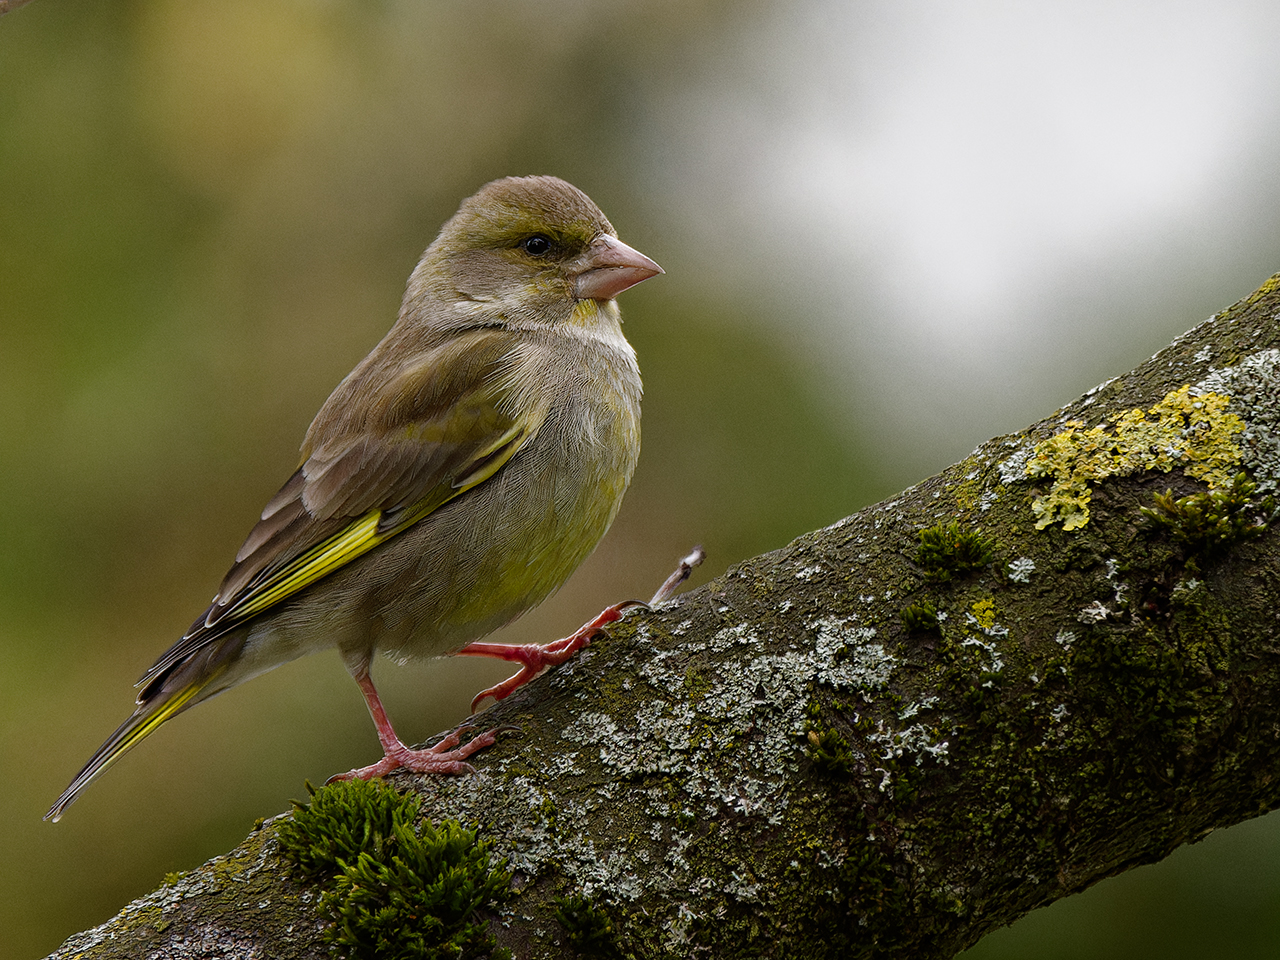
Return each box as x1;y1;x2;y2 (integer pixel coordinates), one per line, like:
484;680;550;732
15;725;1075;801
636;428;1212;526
572;235;664;302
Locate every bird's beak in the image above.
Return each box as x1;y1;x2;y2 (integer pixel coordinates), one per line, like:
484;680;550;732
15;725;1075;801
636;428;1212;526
572;235;664;302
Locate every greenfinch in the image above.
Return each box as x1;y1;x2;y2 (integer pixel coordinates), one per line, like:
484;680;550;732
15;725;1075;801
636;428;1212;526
46;176;662;821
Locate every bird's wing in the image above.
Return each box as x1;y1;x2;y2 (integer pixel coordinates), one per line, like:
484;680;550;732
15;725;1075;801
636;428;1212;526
137;328;537;694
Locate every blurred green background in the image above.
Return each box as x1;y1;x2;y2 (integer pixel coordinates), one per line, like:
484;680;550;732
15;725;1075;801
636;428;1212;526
4;1;1280;957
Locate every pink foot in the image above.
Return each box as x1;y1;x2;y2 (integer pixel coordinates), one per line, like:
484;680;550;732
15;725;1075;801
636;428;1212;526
327;726;497;783
455;547;705;713
336;670;503;783
459;600;644;712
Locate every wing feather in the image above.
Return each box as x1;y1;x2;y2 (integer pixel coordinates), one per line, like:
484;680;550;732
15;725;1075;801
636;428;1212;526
137;329;538;693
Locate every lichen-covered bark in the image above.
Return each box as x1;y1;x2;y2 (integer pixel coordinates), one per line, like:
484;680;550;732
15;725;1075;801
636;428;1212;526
47;274;1280;960
49;824;330;958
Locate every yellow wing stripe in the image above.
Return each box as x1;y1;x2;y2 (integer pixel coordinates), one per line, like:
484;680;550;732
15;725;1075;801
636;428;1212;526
227;424;528;623
233;510;384;618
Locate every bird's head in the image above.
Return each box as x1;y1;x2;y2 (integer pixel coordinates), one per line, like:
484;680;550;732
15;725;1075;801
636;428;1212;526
406;175;662;332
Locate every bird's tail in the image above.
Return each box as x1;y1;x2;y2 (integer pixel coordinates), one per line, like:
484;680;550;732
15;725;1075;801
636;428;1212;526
44;663;226;822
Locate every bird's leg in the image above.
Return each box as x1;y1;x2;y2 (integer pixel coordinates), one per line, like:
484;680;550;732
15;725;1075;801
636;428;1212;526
460;546;706;713
327;670;498;782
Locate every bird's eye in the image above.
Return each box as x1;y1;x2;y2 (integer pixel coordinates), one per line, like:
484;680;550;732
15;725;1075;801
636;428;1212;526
520;235;554;257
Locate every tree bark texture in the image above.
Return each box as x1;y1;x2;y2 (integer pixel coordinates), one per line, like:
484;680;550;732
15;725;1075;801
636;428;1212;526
49;274;1280;959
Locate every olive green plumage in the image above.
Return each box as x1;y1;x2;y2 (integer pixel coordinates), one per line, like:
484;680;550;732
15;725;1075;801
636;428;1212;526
47;176;661;821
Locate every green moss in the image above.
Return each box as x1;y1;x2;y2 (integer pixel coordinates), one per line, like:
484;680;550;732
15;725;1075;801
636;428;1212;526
802;702;855;776
805;726;855;776
1140;472;1271;567
1026;385;1245;530
914;521;995;582
554;893;622;958
900;600;941;634
278;779;511;960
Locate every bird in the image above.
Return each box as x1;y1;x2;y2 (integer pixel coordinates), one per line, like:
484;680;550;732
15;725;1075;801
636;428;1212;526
46;175;663;821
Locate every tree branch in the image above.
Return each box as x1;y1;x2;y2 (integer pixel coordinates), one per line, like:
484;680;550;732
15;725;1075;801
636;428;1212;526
47;275;1280;959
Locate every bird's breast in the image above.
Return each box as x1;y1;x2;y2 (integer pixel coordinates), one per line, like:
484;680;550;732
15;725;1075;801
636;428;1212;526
349;330;642;659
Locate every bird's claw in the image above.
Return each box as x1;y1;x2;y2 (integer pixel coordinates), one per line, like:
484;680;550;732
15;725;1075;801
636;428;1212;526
326;725;500;783
461;600;633;711
461;547;705;712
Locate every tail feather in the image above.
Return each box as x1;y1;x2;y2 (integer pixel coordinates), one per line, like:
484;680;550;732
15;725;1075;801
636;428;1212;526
45;667;223;822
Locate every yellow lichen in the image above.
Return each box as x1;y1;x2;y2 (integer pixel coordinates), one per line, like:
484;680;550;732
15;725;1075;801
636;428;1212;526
970;598;997;631
1026;386;1245;531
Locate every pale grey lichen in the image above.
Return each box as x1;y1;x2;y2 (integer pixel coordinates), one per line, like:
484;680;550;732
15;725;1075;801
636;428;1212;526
898;696;939;721
1077;601;1110;624
398;609;905;941
807;617;892;691
869;720;951;766
960;635;1005;675
1103;559;1128;605
998;441;1035;484
1007;558;1036;583
1194;348;1280;491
